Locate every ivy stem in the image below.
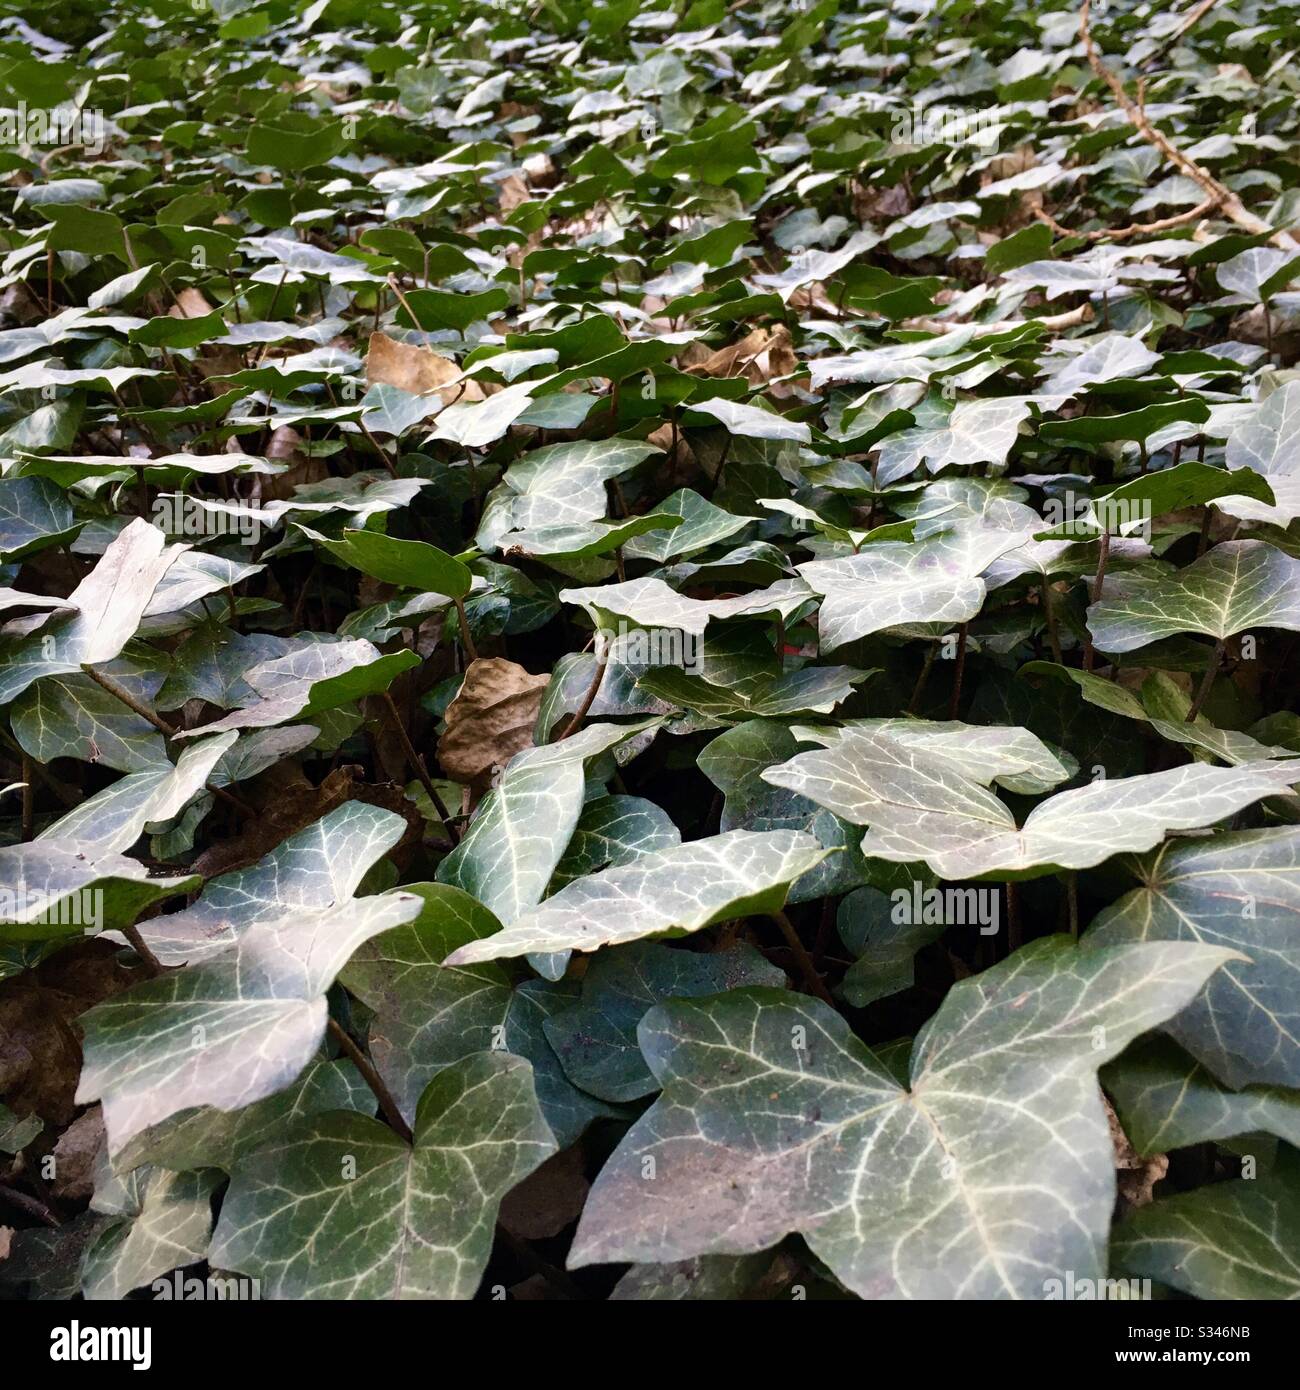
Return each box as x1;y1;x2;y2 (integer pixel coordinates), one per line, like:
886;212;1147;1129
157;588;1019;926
358;419;399;479
80;665;256;817
947;623;968;719
1066;872;1079;940
1040;576;1063;664
83;664;176;735
556;651;608;742
1082;528;1111;673
0;1181;60;1227
120;923;165;977
380;691;456;840
770;910;835;1006
1005;881;1022;952
328;1017;414;1144
20;753;34;841
1187;638;1226;721
705;434;733;499
452;594;478;662
907;642;937;714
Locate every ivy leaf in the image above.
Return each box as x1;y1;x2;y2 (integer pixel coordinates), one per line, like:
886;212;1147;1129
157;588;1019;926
696;719;868;903
559;575;814;637
1112;1174;1300;1300
1220;382;1300;526
638;663;868;719
550;795;681;890
688;397;811;443
476;438;661;549
173;640;421;737
443;829;827;967
765;735;1299;879
837;885;946;1008
208;1053;556;1299
81;1165;222;1302
339;884;619;1145
0;842;198;941
140;801;413;966
0;476;80;561
114;1058;374;1174
1040;334;1160;394
875;397;1032;486
77;884;422;1154
1087;540;1300;653
793;719;1076;794
35;733;237;855
622;489;755;562
797;529;1031;650
1103;1036;1300;1153
498;513;682;561
297;525;473;597
1216;247;1299;303
0;518;183;703
1093;460;1273;520
543;941;785;1102
436;722;650;927
568;938;1235;1297
11;660;169;772
1088;828;1300;1088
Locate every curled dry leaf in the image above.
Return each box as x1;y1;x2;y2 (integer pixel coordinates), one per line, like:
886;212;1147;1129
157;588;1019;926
686;325;797;385
437;657;551;786
366;331;484;405
48;1105;104;1201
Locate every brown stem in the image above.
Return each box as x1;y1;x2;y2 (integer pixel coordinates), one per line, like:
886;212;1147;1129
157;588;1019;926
328;1017;414;1144
705;435;733;499
83;665;176;735
385;273;423;332
556;652;608;742
1187;638;1226;721
358;419;399;478
452;594;478;662
1079;0;1297;250
0;1181;60;1227
908;642;938;715
771;910;835;1006
1032;196;1218;244
120;923;165;977
20;753;34;841
380;690;456;841
1041;577;1063;664
1082;528;1111;673
947;623;968;720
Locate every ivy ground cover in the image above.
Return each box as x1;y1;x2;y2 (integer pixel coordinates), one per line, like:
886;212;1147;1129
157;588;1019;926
0;0;1299;1305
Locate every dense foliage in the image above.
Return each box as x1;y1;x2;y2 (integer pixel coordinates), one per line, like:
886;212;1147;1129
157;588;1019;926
0;0;1298;1303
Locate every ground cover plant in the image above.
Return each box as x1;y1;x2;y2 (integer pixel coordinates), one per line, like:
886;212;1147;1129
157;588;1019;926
0;0;1298;1304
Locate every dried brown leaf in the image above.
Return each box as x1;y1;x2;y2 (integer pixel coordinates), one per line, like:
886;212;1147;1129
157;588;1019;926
366;331;484;404
437;657;550;785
